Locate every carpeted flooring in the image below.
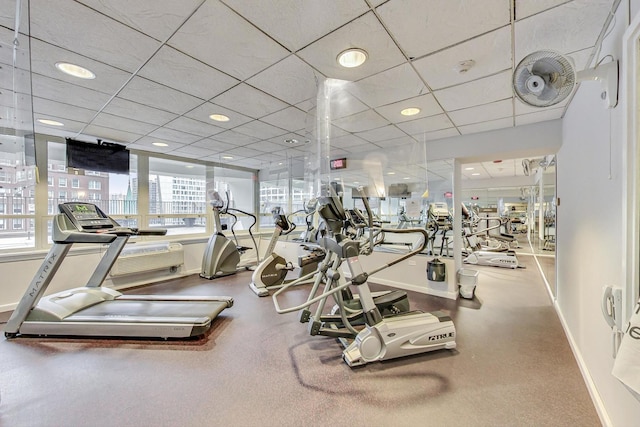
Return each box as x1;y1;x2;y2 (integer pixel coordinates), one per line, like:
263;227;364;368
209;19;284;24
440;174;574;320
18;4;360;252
0;255;599;427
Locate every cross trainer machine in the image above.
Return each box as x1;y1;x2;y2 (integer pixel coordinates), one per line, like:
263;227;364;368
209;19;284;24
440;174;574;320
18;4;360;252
201;191;258;279
273;193;456;367
249;207;324;297
4;202;233;339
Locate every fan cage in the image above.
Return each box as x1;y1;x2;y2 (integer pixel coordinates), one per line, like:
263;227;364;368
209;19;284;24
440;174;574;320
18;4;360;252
513;50;576;107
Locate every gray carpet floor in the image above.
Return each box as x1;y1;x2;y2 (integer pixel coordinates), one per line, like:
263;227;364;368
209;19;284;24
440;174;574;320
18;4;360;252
0;256;599;427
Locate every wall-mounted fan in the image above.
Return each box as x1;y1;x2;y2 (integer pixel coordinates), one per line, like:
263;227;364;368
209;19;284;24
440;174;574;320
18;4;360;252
522;155;555;176
513;50;618;109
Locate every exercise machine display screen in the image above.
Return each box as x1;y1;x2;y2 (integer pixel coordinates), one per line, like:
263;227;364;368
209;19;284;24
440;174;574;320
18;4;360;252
59;202;114;230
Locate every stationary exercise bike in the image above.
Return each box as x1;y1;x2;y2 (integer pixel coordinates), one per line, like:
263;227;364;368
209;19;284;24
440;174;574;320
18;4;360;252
200;191;258;279
249;207;324;297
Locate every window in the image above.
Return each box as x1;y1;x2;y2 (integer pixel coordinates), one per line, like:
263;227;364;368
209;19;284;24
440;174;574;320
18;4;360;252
71;178;80;188
88;180;101;190
213;166;256;232
58;177;67;187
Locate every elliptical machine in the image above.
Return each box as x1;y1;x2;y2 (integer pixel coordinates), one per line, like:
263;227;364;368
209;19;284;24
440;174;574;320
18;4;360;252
249;207;324;297
200;191;258;279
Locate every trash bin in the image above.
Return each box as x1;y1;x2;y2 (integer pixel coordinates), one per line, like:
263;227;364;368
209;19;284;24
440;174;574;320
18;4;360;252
457;268;479;299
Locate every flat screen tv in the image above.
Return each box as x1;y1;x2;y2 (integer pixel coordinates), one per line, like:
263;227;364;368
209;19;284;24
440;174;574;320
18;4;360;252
66;138;130;174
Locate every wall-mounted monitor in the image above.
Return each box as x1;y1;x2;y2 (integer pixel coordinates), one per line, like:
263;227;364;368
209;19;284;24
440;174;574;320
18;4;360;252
66;138;130;174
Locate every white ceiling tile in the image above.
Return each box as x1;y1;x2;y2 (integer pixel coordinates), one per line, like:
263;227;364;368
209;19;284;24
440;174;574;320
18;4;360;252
33;98;98;122
33;115;87;134
458;117;513;134
247;55;322;105
260;107;309;132
30;39;133;95
413;26;512;90
377;0;511;58
514;1;612;63
248;140;289;153
103;97;178;126
396;114;454;135
422;127;461;141
118;76;203;115
82;125;144;143
330;134;369;150
30;0;160;72
356;125;406;143
222;0;369;52
185;102;253;129
212;130;261;146
223;157;262;169
297;12;406;81
167;0;289;80
0;0;29;32
91;112;158;135
326;87;370;119
375;93;444;123
267;132;309;148
374;136;417;149
449;98;513;126
147;127;202;144
130;136;186;152
31;74;112;110
233;120;288;140
138;46;240;100
515;108;564;126
515;0;567;20
332;109;388;133
227;146;265;158
434;70;513;111
76;0;204;41
191;138;236;152
349;63;428;107
171;144;222;158
212;84;288;119
164;116;226;138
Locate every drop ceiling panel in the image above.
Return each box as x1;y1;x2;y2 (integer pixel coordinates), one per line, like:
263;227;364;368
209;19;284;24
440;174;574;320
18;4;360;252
129;136;186;152
233;120;288;140
356;125;406;143
327;89;370;119
103;97;178;126
514;1;611;63
30;0;161;72
164;116;226;138
458;117;513;135
297;12;406;81
0;0;29;32
434;70;513;111
330;134;370;150
449;98;514;126
30;40;133;95
171;144;220;159
167;0;289;80
376;0;511;58
260;107;309;132
33;116;87;134
76;0;205;41
332;109;388;133
82;125;143;143
423;128;461;141
247;55;322;105
349;63;428;107
211;130;261;146
184;102;253;129
31;75;112;110
413;26;512;90
515;0;568;20
373;136;418;149
138;46;239;100
191;138;236;152
147;127;202;144
248;140;289;153
211;84;288;119
396;114;454;135
222;0;369;52
91;112;158;135
33;98;98;123
375;93;444;123
118;76;203;115
227;146;265;158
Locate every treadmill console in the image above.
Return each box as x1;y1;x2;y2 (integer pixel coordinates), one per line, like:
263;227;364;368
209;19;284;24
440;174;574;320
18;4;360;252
59;202;117;231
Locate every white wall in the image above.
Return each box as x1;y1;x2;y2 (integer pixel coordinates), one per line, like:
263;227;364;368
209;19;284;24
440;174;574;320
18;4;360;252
557;1;640;425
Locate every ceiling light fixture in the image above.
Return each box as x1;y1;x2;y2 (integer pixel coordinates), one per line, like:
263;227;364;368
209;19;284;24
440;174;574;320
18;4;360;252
285;138;298;144
152;142;168;147
55;62;96;79
403;177;410;180
387;171;396;175
209;114;230;122
472;173;480;176
337;48;368;68
222;155;234;160
37;119;64;126
400;107;421;116
465;167;475;171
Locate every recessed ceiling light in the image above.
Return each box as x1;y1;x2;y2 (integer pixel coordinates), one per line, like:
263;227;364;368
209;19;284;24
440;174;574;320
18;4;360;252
37;119;64;126
472;173;480;176
285;138;298;144
209;114;230;122
403;177;410;180
152;142;168;147
185;165;194;169
222;155;233;160
387;171;396;175
400;107;421;116
55;62;96;79
465;167;475;171
337;48;368;68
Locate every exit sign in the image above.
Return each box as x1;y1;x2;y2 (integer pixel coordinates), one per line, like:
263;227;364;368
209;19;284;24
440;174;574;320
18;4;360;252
330;158;347;170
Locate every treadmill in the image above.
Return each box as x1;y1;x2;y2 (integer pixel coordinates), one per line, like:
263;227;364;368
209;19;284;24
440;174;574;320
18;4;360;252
4;202;233;339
